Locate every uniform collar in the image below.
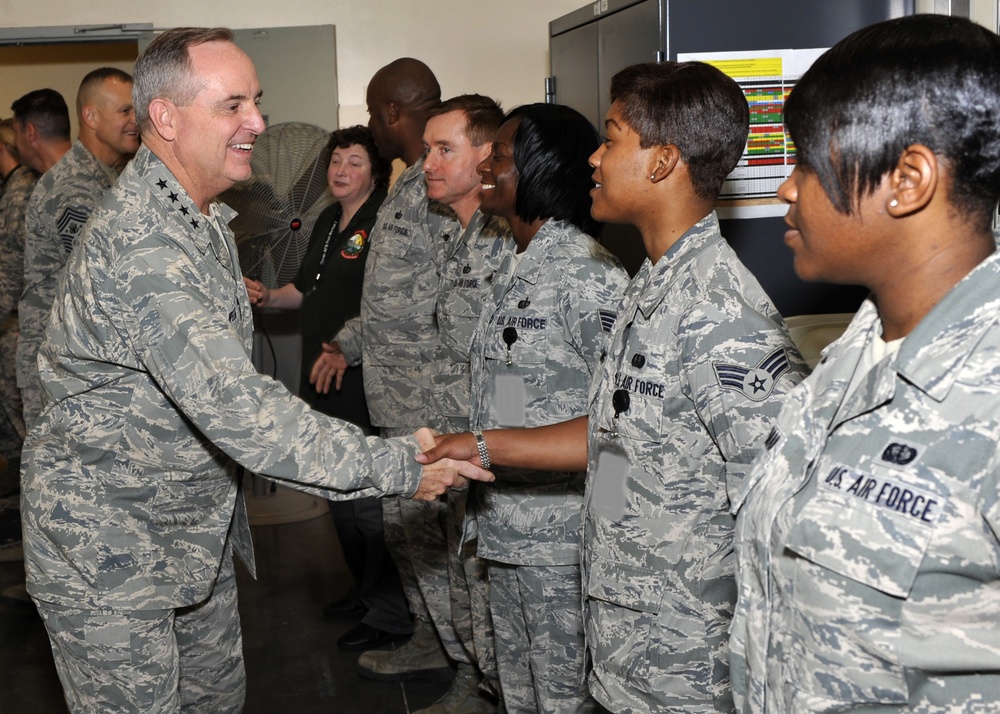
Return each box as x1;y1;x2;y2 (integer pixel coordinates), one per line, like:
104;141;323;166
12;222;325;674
894;248;1000;401
634;211;723;318
504;218;572;286
135;146;237;257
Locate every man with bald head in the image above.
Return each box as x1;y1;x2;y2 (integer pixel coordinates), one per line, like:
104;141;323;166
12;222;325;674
16;68;139;428
313;58;465;682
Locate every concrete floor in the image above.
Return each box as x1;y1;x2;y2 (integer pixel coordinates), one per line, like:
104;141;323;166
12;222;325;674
0;502;450;714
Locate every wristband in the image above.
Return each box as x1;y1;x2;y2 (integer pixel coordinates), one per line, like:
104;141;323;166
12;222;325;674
472;431;490;470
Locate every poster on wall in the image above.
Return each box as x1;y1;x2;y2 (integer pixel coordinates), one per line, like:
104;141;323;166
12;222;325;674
678;48;828;219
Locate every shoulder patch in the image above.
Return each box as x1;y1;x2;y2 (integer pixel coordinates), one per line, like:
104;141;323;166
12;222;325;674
713;346;790;402
56;206;91;253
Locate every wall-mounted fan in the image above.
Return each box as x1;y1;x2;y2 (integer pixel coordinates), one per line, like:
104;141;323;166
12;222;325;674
221;121;335;288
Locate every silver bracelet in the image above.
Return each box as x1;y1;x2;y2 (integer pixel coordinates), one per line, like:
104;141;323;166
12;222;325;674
472;430;490;470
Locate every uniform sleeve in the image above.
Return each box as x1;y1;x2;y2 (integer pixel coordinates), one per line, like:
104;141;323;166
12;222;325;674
679;288;806;466
334;315;364;366
113;232;420;499
0;176;33;315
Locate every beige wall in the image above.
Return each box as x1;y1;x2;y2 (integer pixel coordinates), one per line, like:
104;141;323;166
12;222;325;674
1;0;586;130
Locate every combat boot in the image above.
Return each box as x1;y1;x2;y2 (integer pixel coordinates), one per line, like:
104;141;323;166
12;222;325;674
357;617;455;682
414;662;498;714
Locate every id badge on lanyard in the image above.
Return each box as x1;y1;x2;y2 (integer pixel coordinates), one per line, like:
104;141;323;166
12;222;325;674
493;324;527;427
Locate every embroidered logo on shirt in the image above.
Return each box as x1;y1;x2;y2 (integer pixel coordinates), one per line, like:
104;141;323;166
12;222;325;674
879;438;922;468
713;347;790;402
821;462;940;525
56;206;90;254
341;230;367;259
599;310;618;333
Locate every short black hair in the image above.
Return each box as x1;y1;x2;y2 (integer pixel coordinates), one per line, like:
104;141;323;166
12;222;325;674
327;124;392;193
785;14;1000;224
11;88;70;142
507;103;601;236
610;62;749;201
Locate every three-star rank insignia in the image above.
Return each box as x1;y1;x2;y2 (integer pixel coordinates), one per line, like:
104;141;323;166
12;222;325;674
341;230;367;259
713;346;790;402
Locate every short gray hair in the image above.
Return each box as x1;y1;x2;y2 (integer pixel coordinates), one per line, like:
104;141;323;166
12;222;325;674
133;27;235;133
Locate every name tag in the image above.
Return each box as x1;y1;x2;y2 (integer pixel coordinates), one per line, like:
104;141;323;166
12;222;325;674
820;463;941;525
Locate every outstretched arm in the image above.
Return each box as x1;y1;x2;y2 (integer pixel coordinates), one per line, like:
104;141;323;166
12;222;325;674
416;415;589;472
409;427;495;500
243;277;303;310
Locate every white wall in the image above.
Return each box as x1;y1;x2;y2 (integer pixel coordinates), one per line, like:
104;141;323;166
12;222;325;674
1;0;586;127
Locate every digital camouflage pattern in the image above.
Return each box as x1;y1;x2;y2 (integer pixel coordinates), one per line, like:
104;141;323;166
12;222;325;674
21;146;425;612
0;164;37;316
334;158;461;667
429;210;512;434
470;218;627;565
584;213;806;713
432;209;511;687
37;560;245;713
18;140;115;428
335;158;460;430
731;250;1000;713
469;218;627;713
489;564;592;713
0;164;37;455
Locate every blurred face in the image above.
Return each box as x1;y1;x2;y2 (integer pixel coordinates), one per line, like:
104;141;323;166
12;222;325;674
12;118;40;173
89;77;140;159
365;82;397;161
169;41;265;210
477;117;519;220
327;143;375;206
588;101;657;226
777;164;888;285
422;110;490;218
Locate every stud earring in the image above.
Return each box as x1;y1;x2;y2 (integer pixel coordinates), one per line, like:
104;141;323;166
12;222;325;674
650;174;656;181
889;198;899;208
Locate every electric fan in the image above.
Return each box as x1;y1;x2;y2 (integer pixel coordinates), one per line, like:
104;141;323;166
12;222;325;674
221;122;335;525
221;121;336;288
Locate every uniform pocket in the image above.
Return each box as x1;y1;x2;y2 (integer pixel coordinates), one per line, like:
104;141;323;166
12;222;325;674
780;478;932;706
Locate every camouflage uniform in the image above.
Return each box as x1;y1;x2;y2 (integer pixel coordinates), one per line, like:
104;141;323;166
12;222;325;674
431;210;512;692
0;164;36;464
583;214;805;713
21;146;426;710
470;218;628;713
336;158;463;663
730;250;1000;713
18;140;116;429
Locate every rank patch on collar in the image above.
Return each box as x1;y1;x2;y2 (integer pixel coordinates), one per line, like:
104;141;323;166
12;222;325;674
713;346;790;402
342;229;367;259
599;310;617;333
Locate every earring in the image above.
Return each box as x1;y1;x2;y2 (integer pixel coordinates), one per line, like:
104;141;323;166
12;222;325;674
888;198;899;208
650;174;656;181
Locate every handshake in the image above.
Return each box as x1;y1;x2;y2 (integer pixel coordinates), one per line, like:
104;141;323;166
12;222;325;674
410;429;486;501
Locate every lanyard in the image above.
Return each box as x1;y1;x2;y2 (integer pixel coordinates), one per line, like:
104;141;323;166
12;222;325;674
313;214;341;285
